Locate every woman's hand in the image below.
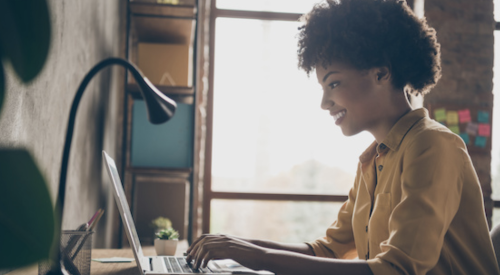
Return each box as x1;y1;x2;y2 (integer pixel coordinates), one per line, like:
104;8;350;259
186;234;268;270
186;234;373;275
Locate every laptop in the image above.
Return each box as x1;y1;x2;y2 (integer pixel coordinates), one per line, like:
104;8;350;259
103;151;274;275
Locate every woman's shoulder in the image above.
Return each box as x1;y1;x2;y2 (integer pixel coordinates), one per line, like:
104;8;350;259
402;116;467;153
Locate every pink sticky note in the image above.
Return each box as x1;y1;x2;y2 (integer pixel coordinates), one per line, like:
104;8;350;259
458;109;471;123
478;123;491;137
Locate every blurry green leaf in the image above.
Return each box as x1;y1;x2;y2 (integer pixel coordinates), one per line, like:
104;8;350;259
0;149;55;269
0;0;51;82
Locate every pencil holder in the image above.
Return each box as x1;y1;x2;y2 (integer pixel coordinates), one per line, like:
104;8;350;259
38;230;94;275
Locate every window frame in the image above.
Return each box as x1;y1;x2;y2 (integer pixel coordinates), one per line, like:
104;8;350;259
202;1;349;234
494;21;500;209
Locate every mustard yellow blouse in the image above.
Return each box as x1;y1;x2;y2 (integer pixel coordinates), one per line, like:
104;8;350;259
308;108;500;275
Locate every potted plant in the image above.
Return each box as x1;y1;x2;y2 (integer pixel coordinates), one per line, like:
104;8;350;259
154;227;180;256
150;217;173;234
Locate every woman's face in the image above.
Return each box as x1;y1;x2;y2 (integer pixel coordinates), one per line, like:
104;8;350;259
316;61;386;137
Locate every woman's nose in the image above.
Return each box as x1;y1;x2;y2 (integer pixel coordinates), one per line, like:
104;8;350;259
321;92;333;110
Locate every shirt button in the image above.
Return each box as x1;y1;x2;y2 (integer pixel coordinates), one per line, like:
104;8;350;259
379;143;386;150
378;165;383;171
365;254;369;260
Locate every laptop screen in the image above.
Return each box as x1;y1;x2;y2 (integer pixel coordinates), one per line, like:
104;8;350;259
103;151;147;272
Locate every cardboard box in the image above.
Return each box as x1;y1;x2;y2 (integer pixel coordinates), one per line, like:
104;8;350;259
137;43;193;87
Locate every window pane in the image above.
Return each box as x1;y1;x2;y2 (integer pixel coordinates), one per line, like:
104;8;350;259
493;207;500;228
210;199;342;242
212;18;373;195
495;0;500;22
492;31;500;200
216;0;320;14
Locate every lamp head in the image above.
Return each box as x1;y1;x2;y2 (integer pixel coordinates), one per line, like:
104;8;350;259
135;77;177;124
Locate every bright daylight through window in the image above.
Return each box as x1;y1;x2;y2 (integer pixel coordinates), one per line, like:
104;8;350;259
209;1;373;242
490;0;500;226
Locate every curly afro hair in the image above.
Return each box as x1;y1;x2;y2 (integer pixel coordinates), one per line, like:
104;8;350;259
297;0;441;95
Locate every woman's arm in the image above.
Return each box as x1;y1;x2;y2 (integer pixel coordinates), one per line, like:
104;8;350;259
264;249;372;275
187;234;314;258
231;235;315;256
186;234;373;275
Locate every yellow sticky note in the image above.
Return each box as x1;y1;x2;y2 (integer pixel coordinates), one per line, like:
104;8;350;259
448;125;460;135
446;111;459;125
434;108;446;122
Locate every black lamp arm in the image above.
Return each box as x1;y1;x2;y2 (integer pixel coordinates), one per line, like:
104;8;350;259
51;58;150;274
57;57;144;216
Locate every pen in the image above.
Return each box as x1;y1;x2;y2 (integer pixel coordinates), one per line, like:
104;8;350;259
71;209;105;261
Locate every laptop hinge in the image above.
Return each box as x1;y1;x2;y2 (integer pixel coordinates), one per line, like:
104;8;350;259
140;257;152;273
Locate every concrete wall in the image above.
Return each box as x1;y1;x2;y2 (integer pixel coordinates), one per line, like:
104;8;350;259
0;0;127;248
424;0;495;224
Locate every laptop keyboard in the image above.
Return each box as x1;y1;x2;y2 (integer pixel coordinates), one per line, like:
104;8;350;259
162;257;213;273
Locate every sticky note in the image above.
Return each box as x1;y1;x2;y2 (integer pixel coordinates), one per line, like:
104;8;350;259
434;108;447;122
478;123;491;137
458;109;471;123
478;111;490;123
448;125;460;135
466;122;478;135
475;136;487;148
446;111;459;125
459;133;470;145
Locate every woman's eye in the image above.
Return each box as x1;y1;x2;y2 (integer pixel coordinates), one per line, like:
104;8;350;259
329;82;339;89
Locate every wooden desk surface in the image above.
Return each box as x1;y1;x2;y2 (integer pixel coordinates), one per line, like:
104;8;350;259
8;241;188;275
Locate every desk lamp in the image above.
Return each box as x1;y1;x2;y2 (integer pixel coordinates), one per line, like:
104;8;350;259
49;57;177;274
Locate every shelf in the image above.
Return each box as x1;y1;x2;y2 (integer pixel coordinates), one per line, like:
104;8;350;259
126;166;192;179
127;83;194;95
131;15;195;44
130;1;196;44
130;2;196;18
127;83;194;104
125;166;192;241
123;0;198;247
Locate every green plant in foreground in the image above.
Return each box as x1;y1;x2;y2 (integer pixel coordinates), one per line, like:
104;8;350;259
155;228;179;240
0;0;54;270
0;150;55;268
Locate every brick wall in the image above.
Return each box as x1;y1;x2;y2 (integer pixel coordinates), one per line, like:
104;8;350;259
424;0;495;225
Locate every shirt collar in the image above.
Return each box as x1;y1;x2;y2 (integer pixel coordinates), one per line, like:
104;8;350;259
359;108;428;163
382;108;427;151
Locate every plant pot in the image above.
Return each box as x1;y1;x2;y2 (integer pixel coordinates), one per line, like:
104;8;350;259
154;239;178;256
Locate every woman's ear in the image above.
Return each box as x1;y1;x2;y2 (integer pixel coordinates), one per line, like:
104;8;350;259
375;67;391;82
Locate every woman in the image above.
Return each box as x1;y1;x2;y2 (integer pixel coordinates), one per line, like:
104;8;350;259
187;0;500;274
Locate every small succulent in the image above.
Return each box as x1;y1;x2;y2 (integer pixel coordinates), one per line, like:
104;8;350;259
150;217;172;231
156;228;179;240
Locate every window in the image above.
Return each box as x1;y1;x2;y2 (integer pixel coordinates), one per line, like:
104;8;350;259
491;0;500;226
204;1;373;242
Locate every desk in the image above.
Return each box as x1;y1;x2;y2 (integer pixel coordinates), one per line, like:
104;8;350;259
8;241;188;275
